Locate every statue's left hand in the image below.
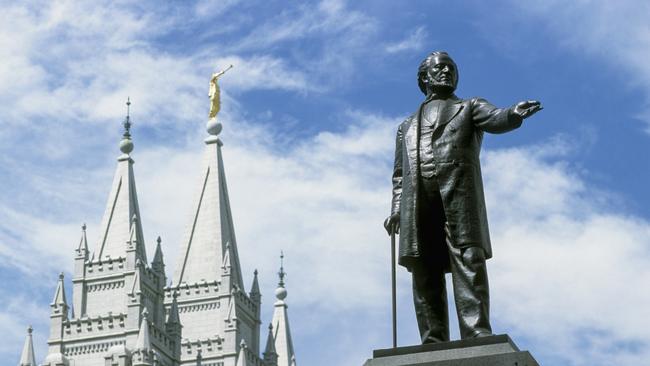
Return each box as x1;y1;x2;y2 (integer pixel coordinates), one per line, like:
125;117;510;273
514;100;543;119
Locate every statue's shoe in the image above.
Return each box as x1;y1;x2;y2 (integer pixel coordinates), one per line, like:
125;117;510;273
471;331;493;338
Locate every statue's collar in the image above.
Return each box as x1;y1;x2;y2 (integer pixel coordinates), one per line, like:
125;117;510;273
423;93;458;104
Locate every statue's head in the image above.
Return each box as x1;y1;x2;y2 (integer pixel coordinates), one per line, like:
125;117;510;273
417;51;458;96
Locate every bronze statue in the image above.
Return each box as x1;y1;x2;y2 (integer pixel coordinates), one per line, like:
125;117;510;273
384;51;542;343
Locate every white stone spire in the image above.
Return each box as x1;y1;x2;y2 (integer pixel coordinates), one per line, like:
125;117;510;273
263;324;278;366
43;274;70;366
132;309;154;366
152;236;164;273
135;309;151;351
75;224;89;259
172;123;243;289
250;269;261;300
235;340;249;366
270;252;296;366
51;273;67;308
93;98;147;263
19;326;36;366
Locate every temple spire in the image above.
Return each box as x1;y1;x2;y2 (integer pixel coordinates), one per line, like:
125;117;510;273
52;273;67;308
19;326;36;366
263;324;278;366
93;99;146;263
152;236;164;273
135;309;151;351
250;269;261;302
132;309;153;366
270;253;296;366
172;117;244;288
235;340;249;366
166;292;181;330
76;224;89;259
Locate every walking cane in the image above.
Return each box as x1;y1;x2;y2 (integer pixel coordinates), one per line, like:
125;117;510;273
391;229;397;348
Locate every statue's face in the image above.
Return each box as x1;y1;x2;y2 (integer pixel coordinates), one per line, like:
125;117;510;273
425;55;458;95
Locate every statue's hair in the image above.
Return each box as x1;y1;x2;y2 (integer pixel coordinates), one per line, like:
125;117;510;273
417;51;458;95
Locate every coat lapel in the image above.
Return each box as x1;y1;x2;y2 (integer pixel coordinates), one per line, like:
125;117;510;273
404;109;420;165
433;99;463;133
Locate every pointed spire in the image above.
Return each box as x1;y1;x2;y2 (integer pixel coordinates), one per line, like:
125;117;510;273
76;223;89;258
236;340;249;366
52;272;67;307
250;269;261;302
152;236;164;273
166;292;181;329
263;324;278;365
19;326;36;366
172;125;244;289
94;102;147;264
132;309;153;366
271;253;295;366
135;309;151;351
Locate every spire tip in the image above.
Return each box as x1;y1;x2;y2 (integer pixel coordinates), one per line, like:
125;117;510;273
120;98;134;155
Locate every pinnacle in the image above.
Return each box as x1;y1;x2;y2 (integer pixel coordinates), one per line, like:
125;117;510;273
135;308;151;351
19;324;36;366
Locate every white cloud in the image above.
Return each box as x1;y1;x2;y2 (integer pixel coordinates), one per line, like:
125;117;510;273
385;26;427;54
6;104;650;365
229;0;378;87
505;0;650;133
0;294;50;360
483;143;650;365
2;1;649;365
0;0;313;131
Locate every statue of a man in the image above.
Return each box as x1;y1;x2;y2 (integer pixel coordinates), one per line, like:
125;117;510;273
208;64;233;119
384;51;542;343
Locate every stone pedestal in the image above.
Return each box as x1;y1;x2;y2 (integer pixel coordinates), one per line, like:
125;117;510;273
363;334;539;366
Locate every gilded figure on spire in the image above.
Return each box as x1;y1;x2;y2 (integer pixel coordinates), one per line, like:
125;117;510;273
208;64;234;119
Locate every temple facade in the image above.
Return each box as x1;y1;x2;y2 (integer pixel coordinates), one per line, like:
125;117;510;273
17;101;297;366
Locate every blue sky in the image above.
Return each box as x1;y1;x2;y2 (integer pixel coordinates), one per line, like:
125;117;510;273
1;1;650;365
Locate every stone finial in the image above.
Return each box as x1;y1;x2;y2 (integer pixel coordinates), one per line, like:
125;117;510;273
120;98;134;154
275;252;287;301
278;251;286;287
19;325;36;366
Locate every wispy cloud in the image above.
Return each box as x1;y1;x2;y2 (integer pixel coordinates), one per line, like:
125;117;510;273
229;0;378;88
0;0;313;130
483;144;650;365
2;1;649;366
385;26;427;54
504;1;650;133
5;101;650;366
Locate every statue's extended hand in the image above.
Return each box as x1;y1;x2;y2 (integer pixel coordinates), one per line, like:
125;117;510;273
514;100;543;119
384;213;400;236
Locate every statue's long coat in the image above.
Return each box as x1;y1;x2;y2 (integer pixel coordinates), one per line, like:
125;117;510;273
390;95;522;269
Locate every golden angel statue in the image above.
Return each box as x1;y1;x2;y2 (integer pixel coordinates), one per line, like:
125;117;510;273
208;64;233;119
